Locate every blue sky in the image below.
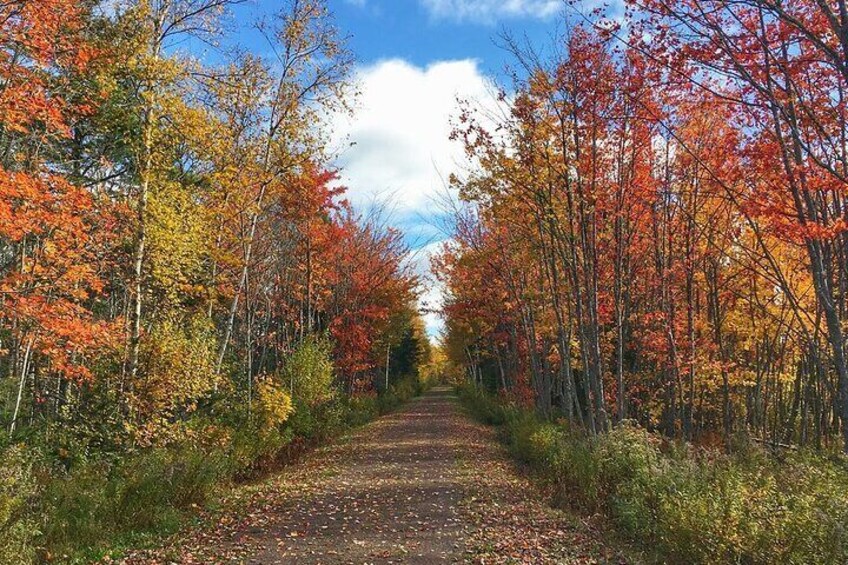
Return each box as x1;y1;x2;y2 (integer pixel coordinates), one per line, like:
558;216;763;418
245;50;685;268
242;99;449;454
317;0;557;73
230;1;561;72
224;0;578;335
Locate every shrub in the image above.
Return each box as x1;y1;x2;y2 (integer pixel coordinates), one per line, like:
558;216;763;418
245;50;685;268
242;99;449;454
456;383;508;425
134;315;219;444
504;411;545;464
286;397;320;441
255;379;295;431
345;393;380;427
110;447;226;531
0;445;38;564
280;337;335;407
227;425;290;478
41;446;229;558
376;376;422;413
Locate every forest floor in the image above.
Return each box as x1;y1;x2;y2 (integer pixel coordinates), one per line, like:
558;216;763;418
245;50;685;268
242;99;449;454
116;387;631;564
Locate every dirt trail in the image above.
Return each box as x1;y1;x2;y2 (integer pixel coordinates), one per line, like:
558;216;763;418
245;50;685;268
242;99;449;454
123;387;627;564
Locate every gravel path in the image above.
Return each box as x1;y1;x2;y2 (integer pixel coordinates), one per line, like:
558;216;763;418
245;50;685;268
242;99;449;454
120;387;628;564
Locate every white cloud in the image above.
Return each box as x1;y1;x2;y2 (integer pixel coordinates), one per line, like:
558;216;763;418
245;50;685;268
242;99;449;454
405;240;450;338
328;58;505;339
419;0;561;23
329;58;498;214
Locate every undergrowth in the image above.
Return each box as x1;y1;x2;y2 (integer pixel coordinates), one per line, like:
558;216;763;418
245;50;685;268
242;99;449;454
0;375;427;564
457;383;848;565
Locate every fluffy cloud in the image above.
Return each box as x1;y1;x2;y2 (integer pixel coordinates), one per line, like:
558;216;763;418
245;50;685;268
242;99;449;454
328;58;503;338
419;0;561;23
328;58;497;215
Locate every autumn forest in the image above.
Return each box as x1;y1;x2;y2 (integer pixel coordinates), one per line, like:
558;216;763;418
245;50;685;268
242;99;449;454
4;0;848;563
445;0;848;452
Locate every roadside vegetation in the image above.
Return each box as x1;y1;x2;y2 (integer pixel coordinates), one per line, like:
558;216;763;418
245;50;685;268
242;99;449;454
458;384;848;564
2;341;433;563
